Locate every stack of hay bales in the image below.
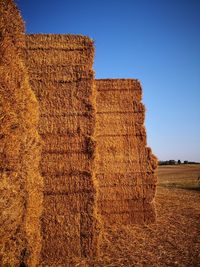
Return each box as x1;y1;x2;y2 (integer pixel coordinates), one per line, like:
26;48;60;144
0;0;42;266
95;79;157;224
1;1;157;263
25;34;99;265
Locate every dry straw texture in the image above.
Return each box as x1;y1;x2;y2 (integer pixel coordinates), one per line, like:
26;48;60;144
95;79;157;224
25;34;99;265
0;0;42;266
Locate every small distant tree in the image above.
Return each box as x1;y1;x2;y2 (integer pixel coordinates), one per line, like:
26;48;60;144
178;160;181;164
184;160;188;164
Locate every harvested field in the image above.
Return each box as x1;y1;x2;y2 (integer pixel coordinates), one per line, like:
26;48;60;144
80;164;200;267
95;79;157;224
25;34;99;265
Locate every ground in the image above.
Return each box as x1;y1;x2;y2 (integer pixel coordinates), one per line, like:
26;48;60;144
80;164;200;267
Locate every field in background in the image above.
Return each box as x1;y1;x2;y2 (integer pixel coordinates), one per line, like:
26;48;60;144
157;164;200;191
79;165;200;267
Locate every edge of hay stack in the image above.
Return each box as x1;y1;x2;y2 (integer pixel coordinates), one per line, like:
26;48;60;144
0;0;43;265
95;78;157;224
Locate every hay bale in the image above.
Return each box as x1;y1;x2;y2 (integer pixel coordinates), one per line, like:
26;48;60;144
95;79;157;224
25;34;99;265
0;0;42;266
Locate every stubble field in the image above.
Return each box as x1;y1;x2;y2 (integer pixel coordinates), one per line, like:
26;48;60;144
79;164;200;267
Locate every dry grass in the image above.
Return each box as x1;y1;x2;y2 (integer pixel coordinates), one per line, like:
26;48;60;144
80;164;200;267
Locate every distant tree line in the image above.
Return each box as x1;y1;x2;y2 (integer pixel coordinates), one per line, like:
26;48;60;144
158;160;200;165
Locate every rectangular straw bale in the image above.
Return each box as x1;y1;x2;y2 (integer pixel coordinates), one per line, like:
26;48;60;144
98;185;144;200
30;79;93;99
96;89;143;112
38;114;94;135
98;199;144;213
99;200;156;224
97;172;156;202
97;159;142;173
26;49;92;67
98;181;155;202
40;152;93;174
97;172;155;187
27;66;94;83
40;134;87;153
26;34;94;56
40;192;96;262
96;79;142;94
40;209;81;261
97;172;139;187
97;135;140;162
38;98;93;116
43;195;82;215
44;173;95;194
25;34;99;264
26;34;94;68
95;79;157;224
96;113;135;136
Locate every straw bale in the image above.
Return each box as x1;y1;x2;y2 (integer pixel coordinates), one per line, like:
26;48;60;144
97;90;144;112
0;1;42;266
41;152;93;173
97;159;155;173
44;173;95;195
98;183;155;202
98;199;144;213
40;192;98;263
41;134;87;152
95;79;157;224
26;34;99;263
97;172;156;202
96;112;145;136
26;34;94;52
40;200;82;263
97;172;143;186
42;194;94;219
100;201;156;224
30;79;93;100
97;135;139;161
96;78;142;94
37;98;94;116
38;114;94;135
98;185;144;200
26;49;93;67
27;65;94;83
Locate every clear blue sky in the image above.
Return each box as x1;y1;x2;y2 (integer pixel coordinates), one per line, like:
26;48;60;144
17;0;200;162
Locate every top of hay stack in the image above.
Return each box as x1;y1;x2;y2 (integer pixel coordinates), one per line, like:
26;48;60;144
0;0;25;50
26;34;94;50
95;78;142;87
26;34;95;72
0;0;24;33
